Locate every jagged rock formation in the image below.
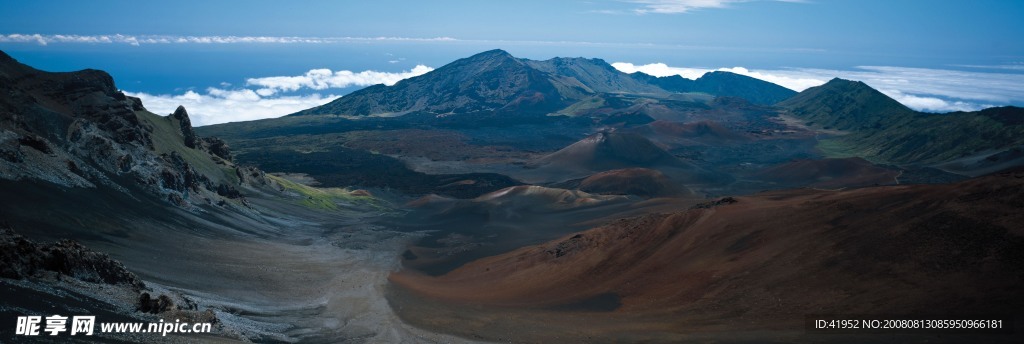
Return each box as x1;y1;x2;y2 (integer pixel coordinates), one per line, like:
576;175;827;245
0;225;145;290
0;50;264;209
171;105;199;148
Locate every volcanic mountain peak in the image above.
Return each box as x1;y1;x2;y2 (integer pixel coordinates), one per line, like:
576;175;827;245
432;48;523;78
810;78;903;102
778;78;1024;167
575;168;689;198
469;48;515;59
293;48;583;118
531;131;694;177
779;77;914;130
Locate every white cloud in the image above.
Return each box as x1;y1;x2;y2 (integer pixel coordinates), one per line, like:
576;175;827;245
0;33;457;46
627;0;804;14
612;62;1022;112
610;62;708;79
883;90;989;113
126;65;435;126
246;65;433;95
612;62;826;90
125;89;338;126
630;0;739;14
1;33;821;53
714;66;826;91
952;64;1024;71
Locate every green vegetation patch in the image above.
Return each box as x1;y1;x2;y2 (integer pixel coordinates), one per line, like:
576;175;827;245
267;174;388;211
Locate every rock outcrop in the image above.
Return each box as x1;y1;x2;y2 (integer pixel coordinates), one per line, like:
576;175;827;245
0;50;263;209
171;105;198;149
0;225;145;290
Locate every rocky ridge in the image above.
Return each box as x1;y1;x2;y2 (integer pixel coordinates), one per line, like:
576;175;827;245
0;50;268;210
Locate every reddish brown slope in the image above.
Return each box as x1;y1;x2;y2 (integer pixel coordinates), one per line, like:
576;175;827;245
390;169;1024;339
577;168;690;198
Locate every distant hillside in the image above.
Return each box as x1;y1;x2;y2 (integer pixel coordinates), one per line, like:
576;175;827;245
780;78;1024;169
750;157;900;189
523;57;666;95
631;71;797;105
288;49;797;120
626;120;750;146
528;131;724;185
569;168;689;198
532;131;687;172
292;49;588;118
778;78;916;130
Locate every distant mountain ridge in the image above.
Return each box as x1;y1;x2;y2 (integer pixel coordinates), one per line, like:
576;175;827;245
292;49;797;119
522;56;666;95
780;78;1024;170
631;71;797;105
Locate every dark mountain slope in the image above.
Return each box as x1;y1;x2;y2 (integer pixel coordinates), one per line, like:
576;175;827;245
749;157;901;189
778;78;916;130
625;120;750;146
780;79;1024;169
692;71;797;105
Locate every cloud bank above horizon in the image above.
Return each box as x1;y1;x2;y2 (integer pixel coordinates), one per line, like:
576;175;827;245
612;62;1023;112
598;0;806;15
128;65;433;126
0;33;457;46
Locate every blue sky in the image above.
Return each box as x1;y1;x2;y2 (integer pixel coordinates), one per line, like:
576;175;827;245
1;0;1022;125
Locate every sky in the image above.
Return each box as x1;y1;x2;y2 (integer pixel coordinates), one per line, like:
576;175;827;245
1;0;1022;125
